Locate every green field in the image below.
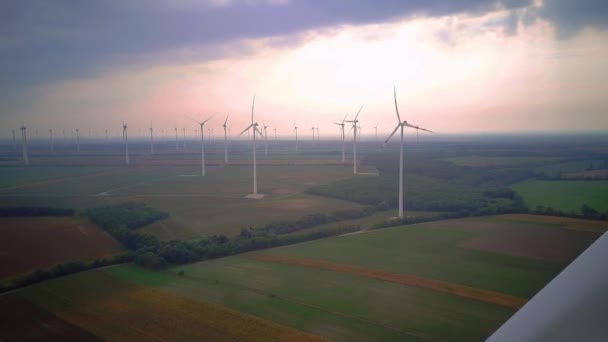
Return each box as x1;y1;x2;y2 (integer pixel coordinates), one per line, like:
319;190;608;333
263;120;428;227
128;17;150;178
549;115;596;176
512;179;608;213
0;164;366;239
7;214;600;341
443;156;561;167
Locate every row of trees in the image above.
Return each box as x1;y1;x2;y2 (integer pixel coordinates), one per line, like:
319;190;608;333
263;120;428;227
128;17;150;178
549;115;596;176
534;204;608;220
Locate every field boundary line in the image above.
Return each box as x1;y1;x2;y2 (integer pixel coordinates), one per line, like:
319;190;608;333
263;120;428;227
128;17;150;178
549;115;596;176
252;254;527;309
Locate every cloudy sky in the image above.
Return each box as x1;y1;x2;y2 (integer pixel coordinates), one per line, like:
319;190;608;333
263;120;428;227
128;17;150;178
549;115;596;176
1;0;607;138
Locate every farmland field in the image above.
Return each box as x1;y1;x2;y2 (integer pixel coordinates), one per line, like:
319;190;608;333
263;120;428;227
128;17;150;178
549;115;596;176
0;216;124;278
1;271;325;341
511;179;608;213
0;164;366;239
6;214;600;341
443;156;561;167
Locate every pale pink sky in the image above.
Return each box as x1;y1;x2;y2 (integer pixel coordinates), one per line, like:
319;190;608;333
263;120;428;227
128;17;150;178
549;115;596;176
2;1;608;138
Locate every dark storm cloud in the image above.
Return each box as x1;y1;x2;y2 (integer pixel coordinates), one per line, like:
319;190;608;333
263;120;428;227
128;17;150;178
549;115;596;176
2;0;607;90
1;0;534;90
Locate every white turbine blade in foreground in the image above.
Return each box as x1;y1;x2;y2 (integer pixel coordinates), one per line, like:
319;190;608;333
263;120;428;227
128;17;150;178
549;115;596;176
239;124;254;135
488;232;608;342
384;125;400;145
393;86;402;123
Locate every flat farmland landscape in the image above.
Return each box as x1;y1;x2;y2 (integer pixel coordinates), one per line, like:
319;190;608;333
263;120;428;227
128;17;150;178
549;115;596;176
6;214;601;341
512;179;608;213
0;163;366;239
0;216;124;278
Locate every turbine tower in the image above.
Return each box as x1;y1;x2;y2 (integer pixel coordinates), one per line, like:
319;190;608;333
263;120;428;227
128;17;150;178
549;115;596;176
20;125;29;165
239;95;264;199
182;128;187;149
122;122;130;165
263;123;269;156
383;86;432;219
149;122;154;155
191;115;214;176
316;127;320;141
345;105;364;174
334;114;348;162
75;128;80;153
274;128;277;142
311;125;315;145
222;115;229;163
174;127;179;151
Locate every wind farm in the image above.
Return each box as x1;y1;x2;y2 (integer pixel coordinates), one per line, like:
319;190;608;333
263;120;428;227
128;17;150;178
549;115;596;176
2;1;608;341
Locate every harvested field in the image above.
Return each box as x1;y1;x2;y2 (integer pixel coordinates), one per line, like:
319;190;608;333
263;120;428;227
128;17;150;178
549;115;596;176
0;294;101;341
18;270;326;341
252;254;526;309
0;217;124;278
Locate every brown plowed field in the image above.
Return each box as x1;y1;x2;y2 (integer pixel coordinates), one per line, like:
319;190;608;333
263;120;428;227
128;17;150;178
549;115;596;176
253;254;527;309
0;217;124;278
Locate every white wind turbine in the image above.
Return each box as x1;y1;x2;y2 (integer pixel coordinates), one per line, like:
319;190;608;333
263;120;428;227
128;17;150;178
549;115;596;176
316;126;320;141
345;105;364;174
191;115;214;176
149;122;155;155
334;114;348;162
222;114;229;163
383;86;433;219
263;123;269;156
311;125;316;145
274;128;277;142
174;127;179;151
240;95;264;199
182;128;187;149
20;125;29;165
75;128;80;153
122;122;130;165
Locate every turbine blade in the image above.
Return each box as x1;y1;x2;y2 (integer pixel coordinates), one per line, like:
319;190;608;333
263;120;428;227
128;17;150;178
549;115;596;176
342;113;348;123
394;86;402;123
383;125;400;145
403;122;432;133
202;114;215;124
224;114;229;126
239;124;254;136
188;116;202;124
354;105;364;121
255;127;263;136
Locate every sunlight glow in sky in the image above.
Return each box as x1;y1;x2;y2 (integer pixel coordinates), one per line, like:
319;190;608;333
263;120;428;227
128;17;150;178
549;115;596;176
1;1;607;137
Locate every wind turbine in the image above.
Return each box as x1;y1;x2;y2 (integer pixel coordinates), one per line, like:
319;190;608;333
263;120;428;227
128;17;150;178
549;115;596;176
239;95;264;199
374;124;378;142
191;115;214;176
75;128;80;153
274;128;277;142
222;114;229;163
311;125;315;143
149;122;154;155
20;125;29;165
345;105;364;174
263;123;269;156
122;122;130;165
383;86;433;219
49;129;54;154
334;114;348;162
293;122;299;152
182;128;187;149
316;126;320;141
174;127;179;151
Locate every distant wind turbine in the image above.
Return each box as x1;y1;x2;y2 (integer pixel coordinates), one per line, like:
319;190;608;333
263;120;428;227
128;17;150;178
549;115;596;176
334;114;348;162
383;86;433;219
239;95;264;199
174;127;179;151
149;122;155;155
345;105;364;174
222;114;229;163
75;128;80;153
274;128;277;142
20;125;29;165
182;128;187;149
191;115;214;176
263;123;269;156
122;122;130;165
